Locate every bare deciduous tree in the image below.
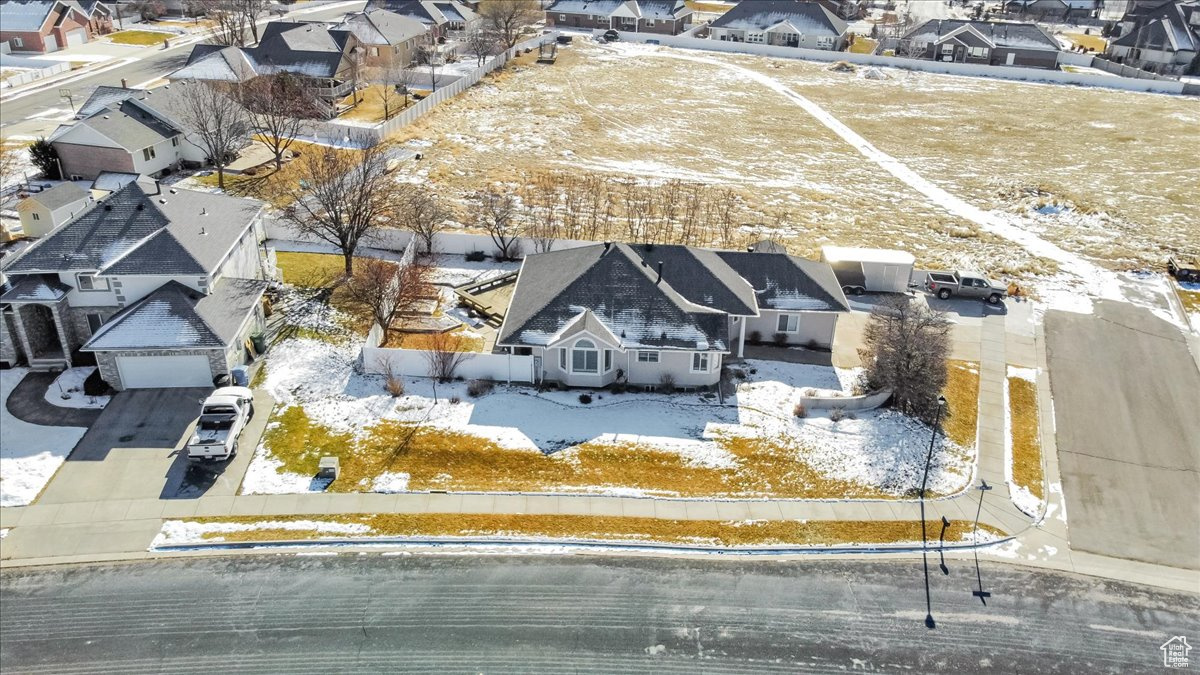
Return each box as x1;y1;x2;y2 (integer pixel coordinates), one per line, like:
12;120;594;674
401;187;449;256
283;139;409;276
478;0;541;50
474;191;522;260
344;258;434;346
0;137;21;191
239;72;322;170
365;61;411;121
210;0;248;47
238;0;270;43
465;28;499;66
174;80;250;189
422;331;476;382
857;295;953;424
710;187;739;248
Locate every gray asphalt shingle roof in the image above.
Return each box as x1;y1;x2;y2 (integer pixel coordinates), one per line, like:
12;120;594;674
82;277;266;351
903;19;1060;51
711;0;847;35
339;8;427;45
716;250;849;312
627;243;758;316
2;182;263;275
497;243;729;351
0;274;70;302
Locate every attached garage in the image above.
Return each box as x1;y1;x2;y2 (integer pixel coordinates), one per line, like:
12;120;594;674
66;28;87;47
116;354;214;389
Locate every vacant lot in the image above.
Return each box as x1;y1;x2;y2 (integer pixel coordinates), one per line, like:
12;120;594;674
394;40;1198;281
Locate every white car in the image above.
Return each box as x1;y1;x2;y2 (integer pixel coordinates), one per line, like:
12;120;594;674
186;387;254;462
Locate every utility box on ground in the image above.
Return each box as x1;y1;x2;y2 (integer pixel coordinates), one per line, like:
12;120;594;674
317;456;339;481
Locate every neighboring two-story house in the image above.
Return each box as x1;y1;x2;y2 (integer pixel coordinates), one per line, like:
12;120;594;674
897;19;1063;69
0;180;269;390
495;242;848;389
48;84;238;181
336;8;429;67
544;0;694;35
709;0;850;50
0;0;97;53
1106;0;1199;74
366;0;482;37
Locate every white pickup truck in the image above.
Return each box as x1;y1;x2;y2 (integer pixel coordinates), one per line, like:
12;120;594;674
186;387;254;462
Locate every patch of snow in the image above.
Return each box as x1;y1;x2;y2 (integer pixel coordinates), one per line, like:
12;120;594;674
1;369;87;507
372;471;410;493
43;367;109;410
151;518;371;547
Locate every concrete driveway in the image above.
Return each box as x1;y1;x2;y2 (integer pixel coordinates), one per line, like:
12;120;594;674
1046;301;1200;570
34;389;272;505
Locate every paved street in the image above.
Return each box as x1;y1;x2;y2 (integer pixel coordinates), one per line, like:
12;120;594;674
1046;301;1200;570
2;556;1197;673
0;2;366;139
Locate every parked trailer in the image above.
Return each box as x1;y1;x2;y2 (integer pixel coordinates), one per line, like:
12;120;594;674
820;246;916;295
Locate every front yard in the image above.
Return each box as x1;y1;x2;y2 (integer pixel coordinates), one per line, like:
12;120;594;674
106;30;174;46
0;369;88;506
240;332;979;500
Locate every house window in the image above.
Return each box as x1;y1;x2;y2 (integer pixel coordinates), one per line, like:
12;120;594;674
12;37;23;48
816;36;834;48
603;349;613;372
691;353;710;373
31;212;40;221
777;314;799;332
645;19;655;26
747;31;765;43
171;137;179;147
559;348;566;370
86;313;105;334
142;146;156;161
571;339;599;373
941;43;955;54
76;273;109;291
969;47;988;58
637;351;659;363
559;13;566;20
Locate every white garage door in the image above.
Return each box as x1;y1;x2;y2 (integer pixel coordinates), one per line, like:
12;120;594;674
44;34;59;52
117;355;213;389
66;28;87;47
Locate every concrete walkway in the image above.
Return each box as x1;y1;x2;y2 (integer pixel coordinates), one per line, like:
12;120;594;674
4;371;101;427
2;301;1197;593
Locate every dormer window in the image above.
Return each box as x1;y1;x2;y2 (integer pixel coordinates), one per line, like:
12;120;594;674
76;273;109;292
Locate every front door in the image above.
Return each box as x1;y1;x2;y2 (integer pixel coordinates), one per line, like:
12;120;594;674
1005;52;1016;65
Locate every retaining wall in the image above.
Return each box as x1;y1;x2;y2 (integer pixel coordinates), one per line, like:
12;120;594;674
601;30;1188;95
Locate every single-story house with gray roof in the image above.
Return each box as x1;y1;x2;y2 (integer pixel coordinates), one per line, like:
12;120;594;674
544;0;693;35
495;241;848;388
896;19;1062;69
0;179;268;389
15;182;93;238
709;0;849;50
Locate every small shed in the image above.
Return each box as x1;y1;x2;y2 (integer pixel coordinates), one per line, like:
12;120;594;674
820;246;915;295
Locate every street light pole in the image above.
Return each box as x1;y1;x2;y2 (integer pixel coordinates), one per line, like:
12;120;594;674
920;394;947;629
972;480;994;604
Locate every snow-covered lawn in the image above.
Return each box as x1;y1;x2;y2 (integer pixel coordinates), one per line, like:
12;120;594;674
42;367;109;410
1;369;87;507
242;339;974;499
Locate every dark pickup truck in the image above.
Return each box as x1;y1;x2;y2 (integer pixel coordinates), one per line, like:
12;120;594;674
1168;256;1199;283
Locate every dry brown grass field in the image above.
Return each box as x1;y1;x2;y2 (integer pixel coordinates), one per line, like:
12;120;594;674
391;40;1198;280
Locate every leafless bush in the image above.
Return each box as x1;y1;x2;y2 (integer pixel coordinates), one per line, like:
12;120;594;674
379;358;406;397
467;379;495;397
830;407;846;422
658;372;676;394
794;402;807;418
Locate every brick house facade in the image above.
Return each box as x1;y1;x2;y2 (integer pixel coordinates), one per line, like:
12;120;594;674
0;1;94;54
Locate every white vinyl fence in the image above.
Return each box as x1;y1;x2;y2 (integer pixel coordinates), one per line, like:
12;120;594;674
362;324;537;383
0;61;70;89
265;222;606;260
603;30;1188;95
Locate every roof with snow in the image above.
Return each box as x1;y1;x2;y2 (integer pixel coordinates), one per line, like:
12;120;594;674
0;274;71;303
22;182;90;211
716;250;849;312
710;0;847;35
366;0;479;26
497;243;730;351
173;21;358;82
52;99;181;152
65;83;224;140
498;242;848;351
546;0;690;19
82;278;266;351
1111;1;1198;52
337;8;428;46
1;182;263;275
0;0;82;31
91;171;141;193
903;19;1060;51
